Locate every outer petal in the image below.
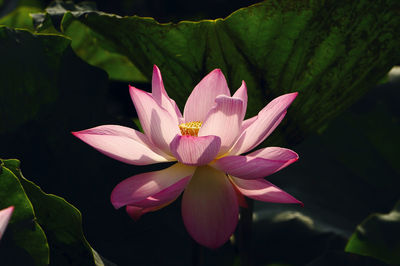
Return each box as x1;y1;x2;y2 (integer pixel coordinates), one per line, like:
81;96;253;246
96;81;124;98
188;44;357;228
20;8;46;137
152;65;183;121
170;135;221;166
198;96;243;155
182;166;238;249
229;93;297;155
230;176;303;205
111;163;195;209
130;86;180;154
232;81;247;121
126;199;174;221
241;116;257;131
132;177;191;208
72;125;172;165
183;69;230;122
211;147;298;179
0;206;14;239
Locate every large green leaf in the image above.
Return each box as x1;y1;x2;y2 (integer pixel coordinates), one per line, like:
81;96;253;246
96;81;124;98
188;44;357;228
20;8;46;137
0;160;49;266
3;159;98;266
61;12;147;82
0;0;43;30
345;200;400;265
55;0;400;142
0;26;70;133
31;1;148;82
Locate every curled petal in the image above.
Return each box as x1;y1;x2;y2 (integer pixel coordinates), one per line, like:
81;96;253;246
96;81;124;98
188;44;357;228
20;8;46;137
170;135;221;166
232;81;248;121
229;92;297;155
126;199;174;221
182;166;238;249
211;147;298;179
199;95;243;155
152;65;183;121
0;206;14;239
132;177;191;208
111;163;195;209
72;125;172;165
183;69;230;122
130;86;180;154
230;176;303;205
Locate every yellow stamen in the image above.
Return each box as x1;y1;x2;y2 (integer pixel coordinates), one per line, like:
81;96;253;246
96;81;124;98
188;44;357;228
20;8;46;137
179;121;202;137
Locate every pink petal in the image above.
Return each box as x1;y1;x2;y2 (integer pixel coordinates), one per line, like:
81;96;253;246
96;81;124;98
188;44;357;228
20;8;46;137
72;125;172;165
170;135;221;166
111;163;195;209
230;176;303;205
198;95;243;155
132;177;191;208
125;205;146;221
241;116;257;131
232;81;247;121
126;199;174;221
151;65;183;121
182;166;238;249
211;147;298;179
0;206;14;239
183;69;230;122
130;86;180;154
229;93;297;155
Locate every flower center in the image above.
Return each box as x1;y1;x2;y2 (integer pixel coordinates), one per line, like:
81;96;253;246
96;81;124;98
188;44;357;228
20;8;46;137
179;121;202;137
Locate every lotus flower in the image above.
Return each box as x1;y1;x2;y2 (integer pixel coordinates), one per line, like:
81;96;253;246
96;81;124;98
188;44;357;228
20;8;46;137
0;206;14;240
73;66;302;248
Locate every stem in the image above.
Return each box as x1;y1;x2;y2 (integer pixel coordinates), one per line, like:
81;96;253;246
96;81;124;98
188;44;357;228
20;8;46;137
237;198;254;266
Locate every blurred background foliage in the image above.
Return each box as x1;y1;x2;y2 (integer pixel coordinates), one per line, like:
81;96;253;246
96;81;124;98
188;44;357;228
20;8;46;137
0;0;399;265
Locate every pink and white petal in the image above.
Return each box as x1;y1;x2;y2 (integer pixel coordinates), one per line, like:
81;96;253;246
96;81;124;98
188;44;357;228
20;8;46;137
132;177;191;208
183;69;231;122
170;135;221;166
232;81;247;121
211;147;298;179
111;163;195;209
72;125;172;165
198;96;243;155
241;116;257;131
182;166;238;249
229;92;297;155
247;147;299;162
130;86;180;154
152;65;183;121
0;206;14;239
230;176;303;205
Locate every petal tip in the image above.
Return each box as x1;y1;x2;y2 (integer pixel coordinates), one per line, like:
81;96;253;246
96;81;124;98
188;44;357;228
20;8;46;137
110;191;124;210
128;84;137;91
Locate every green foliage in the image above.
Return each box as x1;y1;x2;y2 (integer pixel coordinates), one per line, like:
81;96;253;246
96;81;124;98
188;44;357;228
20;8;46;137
0;0;43;30
0;158;98;265
0;6;41;30
0;161;49;266
61;12;147;82
53;0;399;140
0;26;70;134
345;200;400;265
